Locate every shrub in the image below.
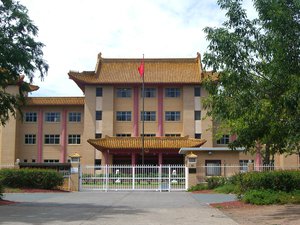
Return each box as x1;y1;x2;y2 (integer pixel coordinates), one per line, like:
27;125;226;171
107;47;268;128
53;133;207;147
0;178;4;200
230;170;300;193
0;168;64;189
214;184;237;194
188;183;208;191
242;189;300;205
206;176;227;189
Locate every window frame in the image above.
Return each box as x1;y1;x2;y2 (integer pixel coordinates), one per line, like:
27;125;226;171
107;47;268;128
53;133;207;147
68;112;81;122
96;87;103;97
116;111;132;121
205;160;221;176
165;134;181;137
68;134;81;145
45;112;61;122
194;86;201;97
25;112;37;123
194;111;201;120
25;134;36;144
116;88;132;98
140;111;156;121
165;111;181;121
116;134;132;137
165;88;180;98
141;134;156;137
142;87;156;98
96;111;102;120
217;134;230;144
44;134;60;145
194;133;201;139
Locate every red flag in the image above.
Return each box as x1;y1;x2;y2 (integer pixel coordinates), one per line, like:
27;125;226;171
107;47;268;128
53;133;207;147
138;58;144;77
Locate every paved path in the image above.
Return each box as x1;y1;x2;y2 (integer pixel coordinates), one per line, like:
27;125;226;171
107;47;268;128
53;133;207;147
1;192;239;225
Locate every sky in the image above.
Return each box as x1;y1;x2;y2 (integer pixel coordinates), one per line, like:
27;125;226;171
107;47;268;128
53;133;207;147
19;0;256;97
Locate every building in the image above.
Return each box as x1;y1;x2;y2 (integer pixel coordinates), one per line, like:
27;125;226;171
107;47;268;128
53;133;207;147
0;53;298;169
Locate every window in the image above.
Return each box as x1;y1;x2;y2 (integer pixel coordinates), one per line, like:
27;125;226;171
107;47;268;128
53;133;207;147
23;159;28;163
45;112;60;122
95;159;101;166
195;111;201;120
142;88;156;98
96;111;102;120
25;112;37;122
141;111;156;121
165;134;181;137
69;112;81;122
217;135;230;144
116;88;132;97
165;88;180;97
165;111;180;121
205;160;221;176
68;134;81;144
44;159;59;163
116;134;132;137
32;159;36;163
194;87;201;96
141;134;156;137
44;134;60;144
25;134;36;144
96;87;102;97
239;160;248;172
116;111;131;121
195;133;201;139
95;133;102;138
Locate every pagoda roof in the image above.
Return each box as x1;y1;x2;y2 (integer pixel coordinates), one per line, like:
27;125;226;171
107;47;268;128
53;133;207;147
88;136;206;151
25;97;84;106
69;53;204;92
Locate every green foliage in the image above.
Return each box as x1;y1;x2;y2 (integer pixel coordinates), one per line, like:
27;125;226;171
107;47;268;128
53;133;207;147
203;0;300;158
214;184;237;194
230;170;300;193
188;183;208;192
206;176;227;189
243;189;300;205
0;0;48;126
0;168;63;189
0;177;4;199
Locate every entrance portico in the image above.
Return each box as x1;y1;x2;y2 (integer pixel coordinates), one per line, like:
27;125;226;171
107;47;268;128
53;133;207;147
88;136;206;165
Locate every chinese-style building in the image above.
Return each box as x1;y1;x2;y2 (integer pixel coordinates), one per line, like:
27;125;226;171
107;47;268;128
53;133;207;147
0;53;298;169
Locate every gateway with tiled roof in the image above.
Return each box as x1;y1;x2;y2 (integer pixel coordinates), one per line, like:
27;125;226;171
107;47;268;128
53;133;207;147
88;136;206;151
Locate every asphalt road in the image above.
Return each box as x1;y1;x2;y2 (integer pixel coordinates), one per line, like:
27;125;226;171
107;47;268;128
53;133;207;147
1;192;239;225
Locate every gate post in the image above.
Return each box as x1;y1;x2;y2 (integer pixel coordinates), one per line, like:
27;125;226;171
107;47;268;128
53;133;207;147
69;153;81;191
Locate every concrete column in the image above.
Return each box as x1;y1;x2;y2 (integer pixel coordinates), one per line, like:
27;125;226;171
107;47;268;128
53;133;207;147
37;109;43;163
157;87;163;137
60;109;67;163
133;87;139;137
131;153;136;166
158;152;163;165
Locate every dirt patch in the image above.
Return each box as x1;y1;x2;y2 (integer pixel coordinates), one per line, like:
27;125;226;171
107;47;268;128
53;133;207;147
0;200;17;206
211;201;300;225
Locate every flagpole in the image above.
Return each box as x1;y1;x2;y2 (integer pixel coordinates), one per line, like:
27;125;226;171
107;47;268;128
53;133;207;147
141;54;145;165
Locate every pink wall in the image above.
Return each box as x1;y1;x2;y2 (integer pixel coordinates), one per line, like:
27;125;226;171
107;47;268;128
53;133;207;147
60;110;67;163
133;86;139;137
37;109;43;163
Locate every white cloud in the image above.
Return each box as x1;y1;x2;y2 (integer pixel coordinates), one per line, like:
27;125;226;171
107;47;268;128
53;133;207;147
18;0;255;97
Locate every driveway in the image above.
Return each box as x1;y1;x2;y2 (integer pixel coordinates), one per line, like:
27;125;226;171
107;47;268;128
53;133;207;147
1;192;239;225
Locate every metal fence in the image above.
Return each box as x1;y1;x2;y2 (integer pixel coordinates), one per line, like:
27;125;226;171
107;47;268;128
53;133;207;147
80;164;188;192
195;164;300;182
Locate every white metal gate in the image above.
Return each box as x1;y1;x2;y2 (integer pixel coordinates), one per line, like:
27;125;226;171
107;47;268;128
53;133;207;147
80;165;188;192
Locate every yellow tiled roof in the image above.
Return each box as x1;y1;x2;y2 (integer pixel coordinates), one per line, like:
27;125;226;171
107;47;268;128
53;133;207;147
69;54;203;90
25;97;84;106
88;136;206;151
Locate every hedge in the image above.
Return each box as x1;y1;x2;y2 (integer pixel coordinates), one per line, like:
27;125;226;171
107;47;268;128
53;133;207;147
0;168;64;189
230;170;300;192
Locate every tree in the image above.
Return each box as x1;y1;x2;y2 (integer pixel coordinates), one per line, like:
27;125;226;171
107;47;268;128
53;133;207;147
0;0;48;125
203;0;300;163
